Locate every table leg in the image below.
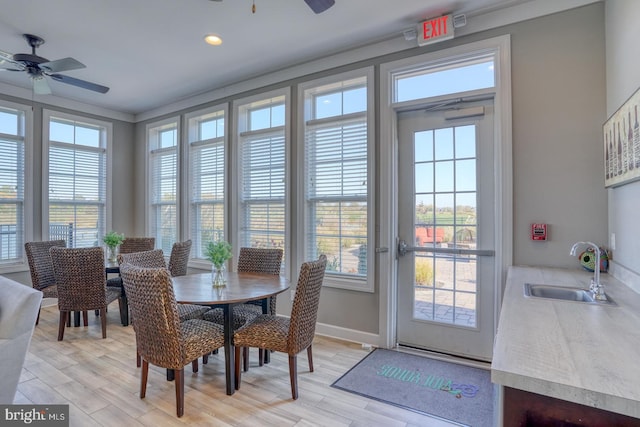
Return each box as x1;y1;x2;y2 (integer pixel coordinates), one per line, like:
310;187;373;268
223;304;235;395
262;298;270;364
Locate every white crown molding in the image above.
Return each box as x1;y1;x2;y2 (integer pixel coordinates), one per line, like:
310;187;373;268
0;81;134;122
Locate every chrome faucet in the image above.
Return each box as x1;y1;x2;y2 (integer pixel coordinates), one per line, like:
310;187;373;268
569;241;606;301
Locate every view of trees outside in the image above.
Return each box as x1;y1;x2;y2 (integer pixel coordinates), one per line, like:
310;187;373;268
411;123;479;327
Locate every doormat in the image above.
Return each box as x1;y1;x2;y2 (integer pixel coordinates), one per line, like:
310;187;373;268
331;348;494;427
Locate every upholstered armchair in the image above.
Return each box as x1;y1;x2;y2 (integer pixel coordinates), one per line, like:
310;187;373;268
0;276;43;403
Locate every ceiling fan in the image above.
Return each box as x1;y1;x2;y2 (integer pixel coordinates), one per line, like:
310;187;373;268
209;0;335;14
0;33;109;95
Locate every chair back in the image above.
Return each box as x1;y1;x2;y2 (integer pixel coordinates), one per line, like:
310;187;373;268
25;240;66;291
50;247;107;311
287;255;327;354
119;237;156;254
237;247;283;275
118;249;166;269
119;264;184;370
168;240;192;277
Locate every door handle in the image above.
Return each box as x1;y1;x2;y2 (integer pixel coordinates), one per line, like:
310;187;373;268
397;239;494;257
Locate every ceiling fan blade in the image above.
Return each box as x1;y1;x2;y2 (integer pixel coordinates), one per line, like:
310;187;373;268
304;0;335;14
0;49;25;71
33;77;52;95
49;73;110;94
40;57;86;73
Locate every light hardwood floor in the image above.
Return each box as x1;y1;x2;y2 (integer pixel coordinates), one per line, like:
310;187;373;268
17;302;462;427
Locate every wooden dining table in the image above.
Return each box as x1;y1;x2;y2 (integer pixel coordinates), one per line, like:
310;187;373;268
171;271;290;395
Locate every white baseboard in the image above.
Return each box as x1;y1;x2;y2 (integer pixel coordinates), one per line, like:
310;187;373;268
314;322;382;348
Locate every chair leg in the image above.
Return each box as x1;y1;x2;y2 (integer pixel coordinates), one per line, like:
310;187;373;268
82;311;89;327
234;346;242;390
58;311;68;341
243;347;249;372
258;348;264;367
118;295;129;326
307;344;314;372
136;351;141;368
175;368;185;417
100;308;107;339
140;360;149;398
191;359;198;373
203;353;208;364
36;307;41;325
289;354;298;400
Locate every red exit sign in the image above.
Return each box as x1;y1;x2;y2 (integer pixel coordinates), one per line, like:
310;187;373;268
417;14;454;46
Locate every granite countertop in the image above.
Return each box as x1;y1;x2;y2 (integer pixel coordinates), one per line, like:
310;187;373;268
491;266;640;419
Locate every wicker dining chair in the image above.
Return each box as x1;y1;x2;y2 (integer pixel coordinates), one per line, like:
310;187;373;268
106;236;156;287
49;247;121;341
168;240;192;277
119;264;225;418
25;240;66;325
118;249;210;366
234;254;327;399
203;247;283;369
106;237;156;323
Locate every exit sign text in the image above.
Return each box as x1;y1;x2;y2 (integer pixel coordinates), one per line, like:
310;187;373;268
417;14;454;46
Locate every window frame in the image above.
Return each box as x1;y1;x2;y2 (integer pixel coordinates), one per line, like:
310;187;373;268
145;116;180;254
232;88;290;277
184;104;228;269
42;109;112;249
297;67;375;292
0;100;32;272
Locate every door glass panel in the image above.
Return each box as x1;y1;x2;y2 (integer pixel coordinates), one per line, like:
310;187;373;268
413;124;478;328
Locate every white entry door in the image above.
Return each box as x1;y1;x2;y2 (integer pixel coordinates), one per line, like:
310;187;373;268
396;100;496;361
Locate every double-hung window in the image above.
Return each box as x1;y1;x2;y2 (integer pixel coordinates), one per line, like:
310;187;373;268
299;69;374;291
235;91;288;266
43;110;111;248
187;106;226;260
0;102;31;267
147;118;179;253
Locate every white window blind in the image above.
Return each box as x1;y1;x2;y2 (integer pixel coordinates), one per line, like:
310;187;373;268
0;105;26;263
46;114;108;248
238;97;286;255
303;76;369;279
148;120;178;254
188;109;225;259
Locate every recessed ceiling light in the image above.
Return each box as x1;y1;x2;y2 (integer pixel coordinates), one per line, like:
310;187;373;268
204;34;223;46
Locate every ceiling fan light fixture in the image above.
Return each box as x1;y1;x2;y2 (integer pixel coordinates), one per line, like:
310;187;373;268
204;34;223;46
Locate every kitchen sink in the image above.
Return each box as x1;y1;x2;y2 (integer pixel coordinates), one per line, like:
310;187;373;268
523;283;616;305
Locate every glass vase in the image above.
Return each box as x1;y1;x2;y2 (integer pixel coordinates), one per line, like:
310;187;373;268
212;263;226;287
107;245;118;262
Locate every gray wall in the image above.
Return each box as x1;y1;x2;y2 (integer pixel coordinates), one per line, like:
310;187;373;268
509;4;607;267
605;0;640;282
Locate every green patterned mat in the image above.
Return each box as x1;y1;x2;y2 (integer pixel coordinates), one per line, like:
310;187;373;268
331;348;494;427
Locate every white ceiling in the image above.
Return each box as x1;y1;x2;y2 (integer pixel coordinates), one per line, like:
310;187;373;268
0;0;579;116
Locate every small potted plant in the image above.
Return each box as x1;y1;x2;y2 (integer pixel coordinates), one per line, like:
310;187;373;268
205;240;232;287
103;231;125;262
